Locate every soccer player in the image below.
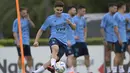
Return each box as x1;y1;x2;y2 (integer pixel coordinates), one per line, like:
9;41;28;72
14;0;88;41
12;7;35;73
112;2;128;73
72;5;91;73
33;1;75;73
125;9;130;73
100;3;117;73
66;6;77;72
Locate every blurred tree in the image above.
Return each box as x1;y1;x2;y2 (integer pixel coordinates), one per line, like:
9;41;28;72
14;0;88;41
0;0;130;39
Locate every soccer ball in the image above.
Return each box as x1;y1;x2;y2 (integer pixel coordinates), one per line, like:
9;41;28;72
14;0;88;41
55;61;66;73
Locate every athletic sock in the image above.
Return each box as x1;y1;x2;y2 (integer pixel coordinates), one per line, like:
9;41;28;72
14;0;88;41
112;66;117;73
51;58;56;67
33;66;45;73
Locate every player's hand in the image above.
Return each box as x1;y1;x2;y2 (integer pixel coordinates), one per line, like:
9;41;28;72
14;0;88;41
25;14;31;21
75;36;79;40
119;39;123;46
84;37;87;41
16;40;20;47
125;18;130;22
67;40;71;47
66;19;72;25
103;41;108;46
33;41;39;47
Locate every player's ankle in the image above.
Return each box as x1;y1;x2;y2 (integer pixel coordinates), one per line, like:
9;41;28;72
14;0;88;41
51;58;56;66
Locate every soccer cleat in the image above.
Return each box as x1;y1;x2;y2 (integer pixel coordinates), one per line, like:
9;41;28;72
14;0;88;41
47;66;55;73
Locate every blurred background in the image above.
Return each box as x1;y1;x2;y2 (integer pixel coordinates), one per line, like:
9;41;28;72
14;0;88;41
0;0;130;73
0;0;130;46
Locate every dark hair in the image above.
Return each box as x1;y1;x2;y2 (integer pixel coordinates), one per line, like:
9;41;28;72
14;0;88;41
77;5;85;10
20;7;28;12
117;2;126;9
108;3;117;8
54;1;64;7
67;5;76;11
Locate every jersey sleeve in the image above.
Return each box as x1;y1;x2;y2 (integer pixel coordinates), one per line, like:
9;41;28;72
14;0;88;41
114;13;124;23
100;16;106;28
12;19;18;33
83;18;87;28
40;17;51;31
112;17;118;27
113;14;119;26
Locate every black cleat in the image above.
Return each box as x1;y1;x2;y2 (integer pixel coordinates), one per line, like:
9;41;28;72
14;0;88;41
47;66;55;73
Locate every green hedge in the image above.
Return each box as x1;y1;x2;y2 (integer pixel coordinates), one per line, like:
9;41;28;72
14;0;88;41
0;38;103;46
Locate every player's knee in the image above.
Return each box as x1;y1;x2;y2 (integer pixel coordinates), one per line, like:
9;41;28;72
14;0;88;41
115;53;122;58
26;56;33;61
67;55;74;62
84;55;89;60
128;45;130;53
51;45;59;53
105;48;110;52
18;56;21;60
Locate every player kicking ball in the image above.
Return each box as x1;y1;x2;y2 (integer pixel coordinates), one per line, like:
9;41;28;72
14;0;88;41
33;1;75;73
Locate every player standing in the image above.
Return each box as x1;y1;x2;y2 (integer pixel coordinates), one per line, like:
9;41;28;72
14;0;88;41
66;6;77;73
12;7;35;73
33;1;75;73
72;5;91;73
100;4;117;73
112;2;128;73
125;9;130;73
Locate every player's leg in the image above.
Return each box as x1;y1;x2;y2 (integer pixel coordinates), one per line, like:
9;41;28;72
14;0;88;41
49;38;60;67
18;57;22;73
82;43;91;72
24;45;34;73
33;60;52;73
105;42;113;73
71;43;79;73
33;38;62;73
84;55;90;71
65;46;75;73
47;44;65;73
127;40;130;73
113;41;123;73
33;51;62;73
73;57;77;72
16;46;22;73
119;42;127;73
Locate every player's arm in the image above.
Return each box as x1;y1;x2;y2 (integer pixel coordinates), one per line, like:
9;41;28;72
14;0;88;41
113;15;122;45
33;29;43;47
127;27;130;32
13;32;19;46
84;27;87;41
114;25;122;45
126;18;130;32
83;18;87;41
126;21;130;32
114;26;121;41
12;20;19;46
100;28;105;40
33;17;50;47
26;14;35;28
66;19;76;30
100;16;106;40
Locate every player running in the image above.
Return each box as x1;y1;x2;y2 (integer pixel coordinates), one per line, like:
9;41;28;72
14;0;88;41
100;3;117;73
12;7;35;73
33;1;75;73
